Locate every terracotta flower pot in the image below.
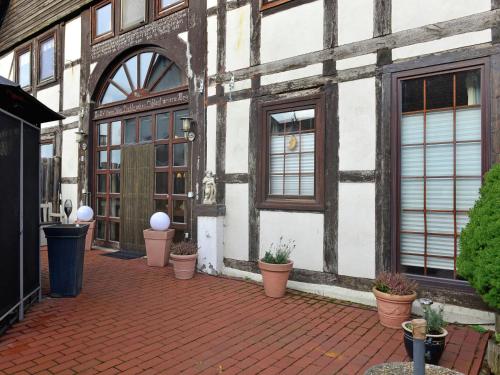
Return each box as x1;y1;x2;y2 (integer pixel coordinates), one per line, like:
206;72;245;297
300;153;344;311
171;253;197;279
143;228;175;267
373;287;416;329
258;260;293;298
76;220;95;251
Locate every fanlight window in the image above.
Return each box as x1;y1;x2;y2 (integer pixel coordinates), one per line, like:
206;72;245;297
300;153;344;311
100;51;185;105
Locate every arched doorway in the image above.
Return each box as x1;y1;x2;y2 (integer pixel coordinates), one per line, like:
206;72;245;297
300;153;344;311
92;48;190;253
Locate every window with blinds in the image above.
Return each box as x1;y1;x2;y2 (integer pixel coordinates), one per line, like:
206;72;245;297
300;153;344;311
257;95;324;210
398;68;483;279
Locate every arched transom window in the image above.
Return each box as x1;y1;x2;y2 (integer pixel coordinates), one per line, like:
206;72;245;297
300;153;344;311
100;50;186;105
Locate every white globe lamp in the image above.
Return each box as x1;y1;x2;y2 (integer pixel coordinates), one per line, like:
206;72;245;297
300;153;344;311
76;205;94;222
150;212;171;231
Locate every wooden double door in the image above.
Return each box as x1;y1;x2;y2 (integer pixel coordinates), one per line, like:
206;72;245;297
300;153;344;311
94;107;190;253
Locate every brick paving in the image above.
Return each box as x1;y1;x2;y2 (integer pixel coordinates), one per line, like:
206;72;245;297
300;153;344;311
0;250;489;375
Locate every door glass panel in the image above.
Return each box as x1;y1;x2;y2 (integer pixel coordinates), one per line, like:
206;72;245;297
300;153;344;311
156;112;170;140
140;116;152;142
173;200;185;223
139;52;153;88
173;172;186;194
98;151;107;169
156;144;168;166
173;143;186;166
174;110;189;138
124;118;136;144
155;172;168;194
97;198;107;216
96;220;106;240
101;84;127;104
99;123;108;146
155;199;168;212
97;174;106;193
124;55;138;90
111;149;121;169
111;121;121;145
109;222;120;242
110;173;120;193
112;66;132;93
110;198;120;217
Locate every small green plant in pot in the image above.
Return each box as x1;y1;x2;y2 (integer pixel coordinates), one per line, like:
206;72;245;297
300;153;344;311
457;163;500;374
372;272;418;329
171;241;198;280
402;304;448;365
258;237;294;298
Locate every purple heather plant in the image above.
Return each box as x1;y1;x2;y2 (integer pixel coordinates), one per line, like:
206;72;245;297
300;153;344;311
374;272;418;296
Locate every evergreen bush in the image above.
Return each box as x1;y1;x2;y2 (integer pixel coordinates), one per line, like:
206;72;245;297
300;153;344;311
457;163;500;310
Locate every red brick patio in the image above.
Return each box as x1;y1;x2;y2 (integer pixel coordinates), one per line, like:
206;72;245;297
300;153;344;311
0;250;489;375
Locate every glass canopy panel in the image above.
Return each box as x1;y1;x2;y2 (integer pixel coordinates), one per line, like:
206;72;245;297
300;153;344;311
139;52;153;88
101;83;127;104
111;66;132;93
146;55;171;89
124;56;138;90
152;64;183;92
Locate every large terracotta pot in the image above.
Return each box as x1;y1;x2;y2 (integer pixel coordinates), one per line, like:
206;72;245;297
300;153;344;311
171;253;197;279
76;220;95;251
143;228;175;267
373;287;416;329
402;321;448;365
258;260;293;298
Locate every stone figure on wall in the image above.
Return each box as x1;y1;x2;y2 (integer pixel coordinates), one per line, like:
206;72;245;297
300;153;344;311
202;170;216;205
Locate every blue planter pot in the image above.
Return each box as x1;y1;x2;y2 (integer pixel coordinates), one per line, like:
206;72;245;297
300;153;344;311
402;322;448;365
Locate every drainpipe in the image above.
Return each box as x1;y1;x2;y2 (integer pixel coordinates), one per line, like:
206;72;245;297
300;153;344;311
412;318;427;375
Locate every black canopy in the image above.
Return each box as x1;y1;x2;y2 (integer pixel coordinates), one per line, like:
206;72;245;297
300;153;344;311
0;75;64;124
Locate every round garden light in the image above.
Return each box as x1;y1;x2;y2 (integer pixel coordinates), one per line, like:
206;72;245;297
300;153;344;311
150;212;171;231
76;206;94;222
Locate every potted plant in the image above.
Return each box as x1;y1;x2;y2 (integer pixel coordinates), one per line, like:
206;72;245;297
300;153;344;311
457;164;500;374
143;212;175;267
373;272;418;329
402;304;448;365
171;241;198;280
76;205;95;251
258;237;294;298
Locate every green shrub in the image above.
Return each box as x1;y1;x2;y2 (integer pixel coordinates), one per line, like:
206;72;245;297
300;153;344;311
457;163;500;310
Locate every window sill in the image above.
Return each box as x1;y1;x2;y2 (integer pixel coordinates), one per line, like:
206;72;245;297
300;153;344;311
257;198;324;212
404;273;475;293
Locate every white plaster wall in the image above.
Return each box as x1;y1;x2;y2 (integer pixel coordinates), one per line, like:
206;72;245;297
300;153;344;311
224;183;249;261
261;64;323;86
61;183;78;223
223;79;251;93
338;183;375;279
338;77;376;171
392;30;492;60
63;66;80;110
206;104;217;173
336;53;377;71
61;128;79;178
36;85;60;112
0;51;14;80
90;62;97;75
178;31;188;43
207;16;218;76
259;211;324;272
197;216;224;274
207;0;217;8
225;99;250;173
338;0;373;45
261;1;323;63
392;0;491;33
225;4;250;72
64;17;81;63
63;115;79;125
207;84;217;97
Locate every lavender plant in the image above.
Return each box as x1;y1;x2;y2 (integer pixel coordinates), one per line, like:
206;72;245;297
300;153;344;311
261;237;295;264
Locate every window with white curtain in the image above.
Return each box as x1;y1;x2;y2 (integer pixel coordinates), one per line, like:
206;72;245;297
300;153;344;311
398;68;483;279
258;95;324;210
121;0;146;30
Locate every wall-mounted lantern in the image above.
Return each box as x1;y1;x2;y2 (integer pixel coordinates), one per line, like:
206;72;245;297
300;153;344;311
180;116;196;141
75;129;88;150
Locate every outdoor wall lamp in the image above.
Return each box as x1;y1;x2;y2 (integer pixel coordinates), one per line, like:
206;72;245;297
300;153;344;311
75;129;88;150
180;116;196;141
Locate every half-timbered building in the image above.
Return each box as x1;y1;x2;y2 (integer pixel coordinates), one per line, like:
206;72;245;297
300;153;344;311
0;0;498;324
